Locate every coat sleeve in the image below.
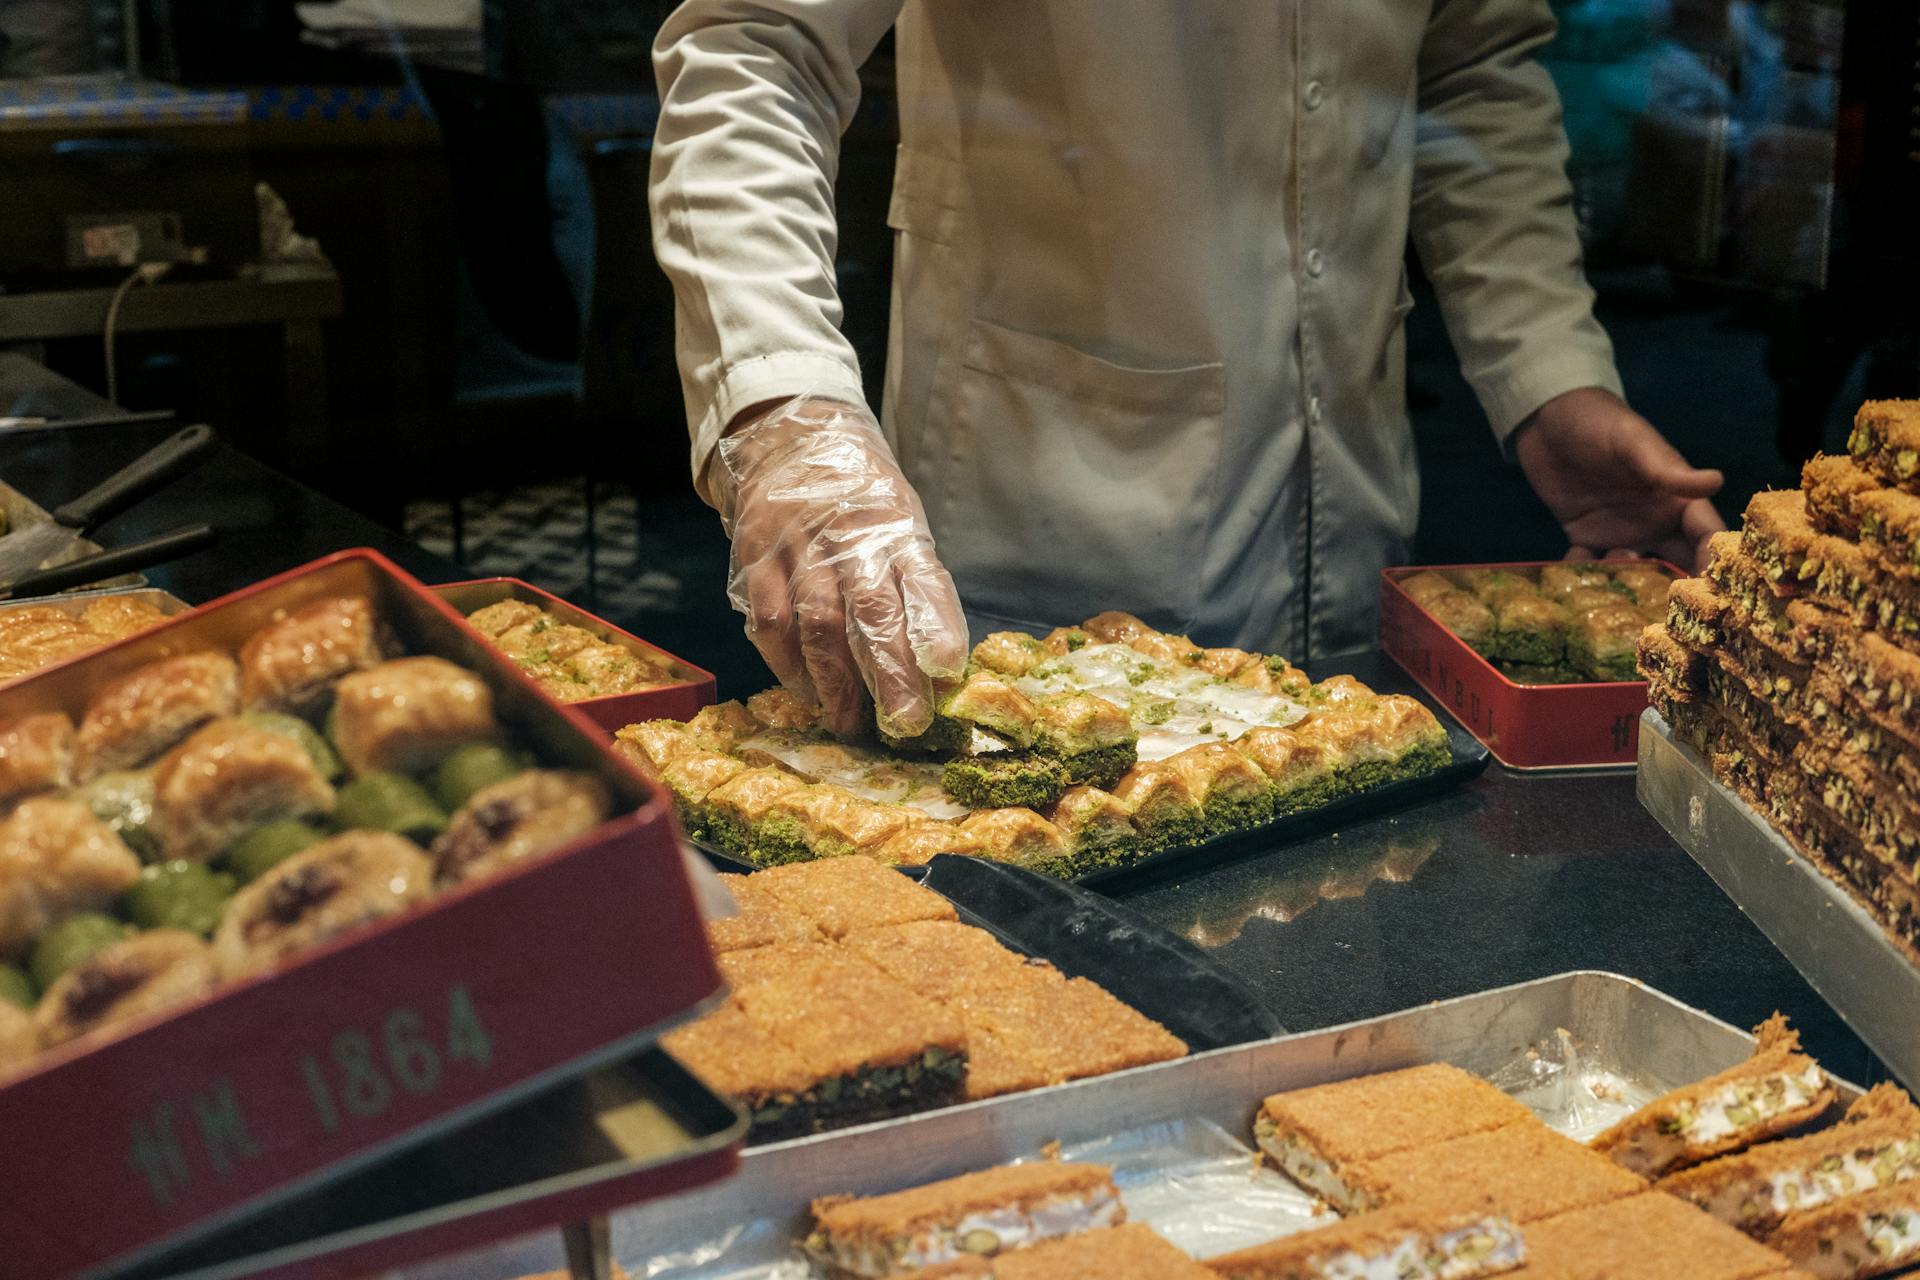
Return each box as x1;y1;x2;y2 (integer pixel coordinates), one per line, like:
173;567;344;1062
650;0;903;502
1410;0;1625;448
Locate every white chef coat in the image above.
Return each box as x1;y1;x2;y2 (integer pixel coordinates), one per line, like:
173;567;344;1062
651;0;1623;658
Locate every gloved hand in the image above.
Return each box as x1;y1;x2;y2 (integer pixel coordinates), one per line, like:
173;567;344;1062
713;396;970;739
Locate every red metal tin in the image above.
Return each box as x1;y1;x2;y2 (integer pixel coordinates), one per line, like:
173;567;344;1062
1378;561;1679;770
0;550;730;1280
430;579;716;732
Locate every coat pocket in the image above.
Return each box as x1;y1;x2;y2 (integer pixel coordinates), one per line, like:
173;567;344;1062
923;317;1226;632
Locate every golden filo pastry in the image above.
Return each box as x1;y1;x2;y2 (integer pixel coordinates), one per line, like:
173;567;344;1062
33;929;221;1050
239;595;388;714
329;656;496;776
0;797;142;957
75;595;166;642
745;686;822;730
430;770;611;887
612;719;700;777
0;713;77;805
1079;611;1154;644
956;807;1069;867
872;821;986;866
149;719;336;862
77;651;240;779
215;831;434;977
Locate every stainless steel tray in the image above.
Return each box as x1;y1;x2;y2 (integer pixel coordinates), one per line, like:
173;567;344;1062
0;479;144;591
1638;707;1920;1089
397;969;1852;1279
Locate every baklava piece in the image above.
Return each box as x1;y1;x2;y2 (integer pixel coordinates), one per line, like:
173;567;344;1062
1043;785;1141;873
700;767;813;863
1206;1200;1524;1280
1569;600;1648;681
148;719;335;863
1108;763;1204;853
956;807;1071;871
1847;398;1920;490
719;944;969;1140
238;595;387;714
430;769;611;886
214;831;434;977
1161;742;1274;836
33;929;220;1049
746;686;824;731
0;713;76;806
752;854;955;938
0;797;142;957
77;651;240;779
802;1162;1124;1278
1029;692;1136;787
328;656;497;776
871;821;986;867
970;630;1049;678
1254;1063;1538;1212
1592;1013;1833;1179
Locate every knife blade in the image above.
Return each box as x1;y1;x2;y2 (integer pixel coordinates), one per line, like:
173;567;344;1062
0;523;215;599
0;423;214;584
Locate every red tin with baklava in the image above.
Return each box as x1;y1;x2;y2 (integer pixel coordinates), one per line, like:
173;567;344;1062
1379;560;1682;769
0;550;734;1280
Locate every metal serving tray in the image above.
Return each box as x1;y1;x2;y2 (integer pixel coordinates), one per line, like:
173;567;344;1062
0;586;189;683
430;579;716;733
396;969;1849;1279
1638;707;1920;1089
0;550;733;1280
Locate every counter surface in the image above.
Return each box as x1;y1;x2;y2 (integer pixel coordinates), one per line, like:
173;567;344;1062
0;420;1879;1082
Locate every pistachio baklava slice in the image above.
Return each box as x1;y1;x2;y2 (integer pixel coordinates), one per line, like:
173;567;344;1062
1847;399;1920;492
1108;761;1205;853
1161;741;1274;836
1659;1084;1920;1237
700;767;813;863
1042;784;1141;874
1592;1013;1834;1178
1206;1199;1526;1280
801;1162;1123;1279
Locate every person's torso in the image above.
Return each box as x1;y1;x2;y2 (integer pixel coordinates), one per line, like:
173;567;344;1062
880;0;1432;659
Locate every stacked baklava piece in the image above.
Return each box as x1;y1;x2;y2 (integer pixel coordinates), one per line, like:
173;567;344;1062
659;857;1185;1141
1639;399;1920;963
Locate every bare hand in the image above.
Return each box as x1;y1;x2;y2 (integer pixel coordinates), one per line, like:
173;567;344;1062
1514;387;1725;570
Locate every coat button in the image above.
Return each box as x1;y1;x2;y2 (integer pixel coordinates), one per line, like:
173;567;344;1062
1306;248;1325;277
1308;395;1323;425
1304;80;1325;110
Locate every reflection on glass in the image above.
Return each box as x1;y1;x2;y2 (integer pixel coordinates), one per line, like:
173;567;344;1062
1544;0;1842;287
1179;835;1441;947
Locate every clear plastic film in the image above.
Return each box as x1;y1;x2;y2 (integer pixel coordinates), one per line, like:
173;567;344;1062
713;395;969;739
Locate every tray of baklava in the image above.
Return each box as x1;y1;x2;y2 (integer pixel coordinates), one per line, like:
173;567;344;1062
616;611;1487;886
400;968;1914;1280
0;550;735;1280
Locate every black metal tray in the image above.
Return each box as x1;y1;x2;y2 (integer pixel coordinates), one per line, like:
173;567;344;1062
698;651;1488;892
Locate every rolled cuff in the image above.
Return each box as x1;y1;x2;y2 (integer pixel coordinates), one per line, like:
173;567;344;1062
1477;349;1626;459
688;351;871;506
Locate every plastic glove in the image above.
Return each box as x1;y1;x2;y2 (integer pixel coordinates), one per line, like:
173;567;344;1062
713;396;970;739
